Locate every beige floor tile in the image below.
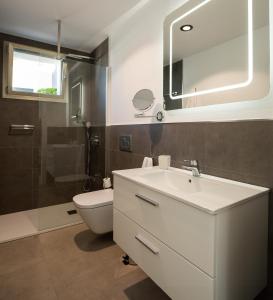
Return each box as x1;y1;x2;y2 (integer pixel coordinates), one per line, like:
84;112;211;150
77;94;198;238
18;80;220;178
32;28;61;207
16;287;58;300
54;269;110;300
56;287;107;300
44;251;102;288
42;228;104;287
0;224;170;300
0;236;43;276
0;261;55;300
39;224;88;257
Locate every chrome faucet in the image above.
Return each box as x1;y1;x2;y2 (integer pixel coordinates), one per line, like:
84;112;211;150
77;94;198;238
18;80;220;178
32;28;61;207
181;160;201;177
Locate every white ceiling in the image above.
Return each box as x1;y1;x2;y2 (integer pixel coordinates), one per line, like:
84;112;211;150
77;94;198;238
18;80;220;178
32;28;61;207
0;0;142;52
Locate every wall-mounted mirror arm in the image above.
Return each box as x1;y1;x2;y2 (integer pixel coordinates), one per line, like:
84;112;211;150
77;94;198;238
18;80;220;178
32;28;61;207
134;111;165;122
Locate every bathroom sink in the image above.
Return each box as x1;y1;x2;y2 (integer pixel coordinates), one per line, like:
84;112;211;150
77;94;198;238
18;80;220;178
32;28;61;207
113;167;269;214
140;168;200;194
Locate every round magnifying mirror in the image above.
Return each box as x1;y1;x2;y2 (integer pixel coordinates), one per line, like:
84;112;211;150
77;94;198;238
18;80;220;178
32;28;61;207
132;89;155;111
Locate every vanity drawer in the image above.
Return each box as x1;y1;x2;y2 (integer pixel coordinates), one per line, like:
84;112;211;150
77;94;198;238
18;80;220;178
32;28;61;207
114;209;214;300
114;175;216;277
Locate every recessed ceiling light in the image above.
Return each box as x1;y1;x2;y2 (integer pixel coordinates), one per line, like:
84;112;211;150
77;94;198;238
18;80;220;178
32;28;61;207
180;24;193;32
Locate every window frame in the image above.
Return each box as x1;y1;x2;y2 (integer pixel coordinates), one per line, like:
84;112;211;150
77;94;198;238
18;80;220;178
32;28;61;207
2;41;67;103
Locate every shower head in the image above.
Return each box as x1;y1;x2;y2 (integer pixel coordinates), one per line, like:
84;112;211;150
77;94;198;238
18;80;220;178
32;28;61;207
60;53;97;63
55;21;97;63
65;53;96;61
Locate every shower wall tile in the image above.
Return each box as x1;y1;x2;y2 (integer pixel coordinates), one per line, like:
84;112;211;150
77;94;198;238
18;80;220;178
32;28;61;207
0;170;32;188
0;99;35;128
0;148;32;175
32;147;41;170
0;170;33;214
90;72;107;127
0;128;33;148
33;183;78;209
32;125;41;147
47;127;85;145
0;189;33;214
0;99;36;149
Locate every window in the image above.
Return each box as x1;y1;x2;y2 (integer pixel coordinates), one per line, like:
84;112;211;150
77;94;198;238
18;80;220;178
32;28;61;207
3;42;66;102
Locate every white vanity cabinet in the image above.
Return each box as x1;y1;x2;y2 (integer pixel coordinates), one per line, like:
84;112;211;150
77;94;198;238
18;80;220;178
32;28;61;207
113;168;269;300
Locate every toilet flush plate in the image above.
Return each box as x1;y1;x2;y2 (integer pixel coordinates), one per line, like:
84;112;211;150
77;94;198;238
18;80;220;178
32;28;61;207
119;135;132;152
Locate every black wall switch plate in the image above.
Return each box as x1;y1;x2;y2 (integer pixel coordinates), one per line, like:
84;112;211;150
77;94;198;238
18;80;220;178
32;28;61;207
119;135;132;152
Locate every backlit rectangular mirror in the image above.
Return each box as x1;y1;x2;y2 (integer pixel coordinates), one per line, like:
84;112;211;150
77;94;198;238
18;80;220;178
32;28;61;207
163;0;270;110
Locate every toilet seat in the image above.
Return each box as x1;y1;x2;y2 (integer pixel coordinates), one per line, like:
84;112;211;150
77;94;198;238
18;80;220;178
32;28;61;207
73;189;113;209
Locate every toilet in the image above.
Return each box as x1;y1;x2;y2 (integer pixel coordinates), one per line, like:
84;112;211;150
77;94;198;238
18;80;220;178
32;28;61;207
73;189;113;234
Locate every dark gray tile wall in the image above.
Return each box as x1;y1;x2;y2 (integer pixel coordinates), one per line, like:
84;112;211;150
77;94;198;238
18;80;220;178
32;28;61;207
107;121;273;298
108;122;273;186
0;97;39;214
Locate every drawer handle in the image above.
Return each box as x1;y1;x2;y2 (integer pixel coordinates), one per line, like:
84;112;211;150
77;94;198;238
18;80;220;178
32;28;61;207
135;194;159;207
135;235;159;255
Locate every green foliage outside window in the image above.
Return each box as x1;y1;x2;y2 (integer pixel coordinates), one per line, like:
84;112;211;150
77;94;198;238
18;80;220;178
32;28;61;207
37;88;57;95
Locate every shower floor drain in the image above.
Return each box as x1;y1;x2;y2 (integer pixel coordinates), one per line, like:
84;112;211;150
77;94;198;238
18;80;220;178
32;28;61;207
67;210;77;215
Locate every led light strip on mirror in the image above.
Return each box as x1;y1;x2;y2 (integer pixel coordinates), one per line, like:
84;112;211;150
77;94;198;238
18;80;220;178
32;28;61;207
169;0;254;100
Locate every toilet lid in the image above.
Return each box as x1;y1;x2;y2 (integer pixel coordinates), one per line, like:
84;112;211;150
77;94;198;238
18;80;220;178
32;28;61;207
73;189;113;209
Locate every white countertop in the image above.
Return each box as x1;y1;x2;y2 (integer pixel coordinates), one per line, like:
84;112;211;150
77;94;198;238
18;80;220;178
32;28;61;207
113;167;269;214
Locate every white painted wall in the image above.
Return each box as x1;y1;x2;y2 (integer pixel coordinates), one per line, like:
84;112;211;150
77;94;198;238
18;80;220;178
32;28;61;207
107;0;273;125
